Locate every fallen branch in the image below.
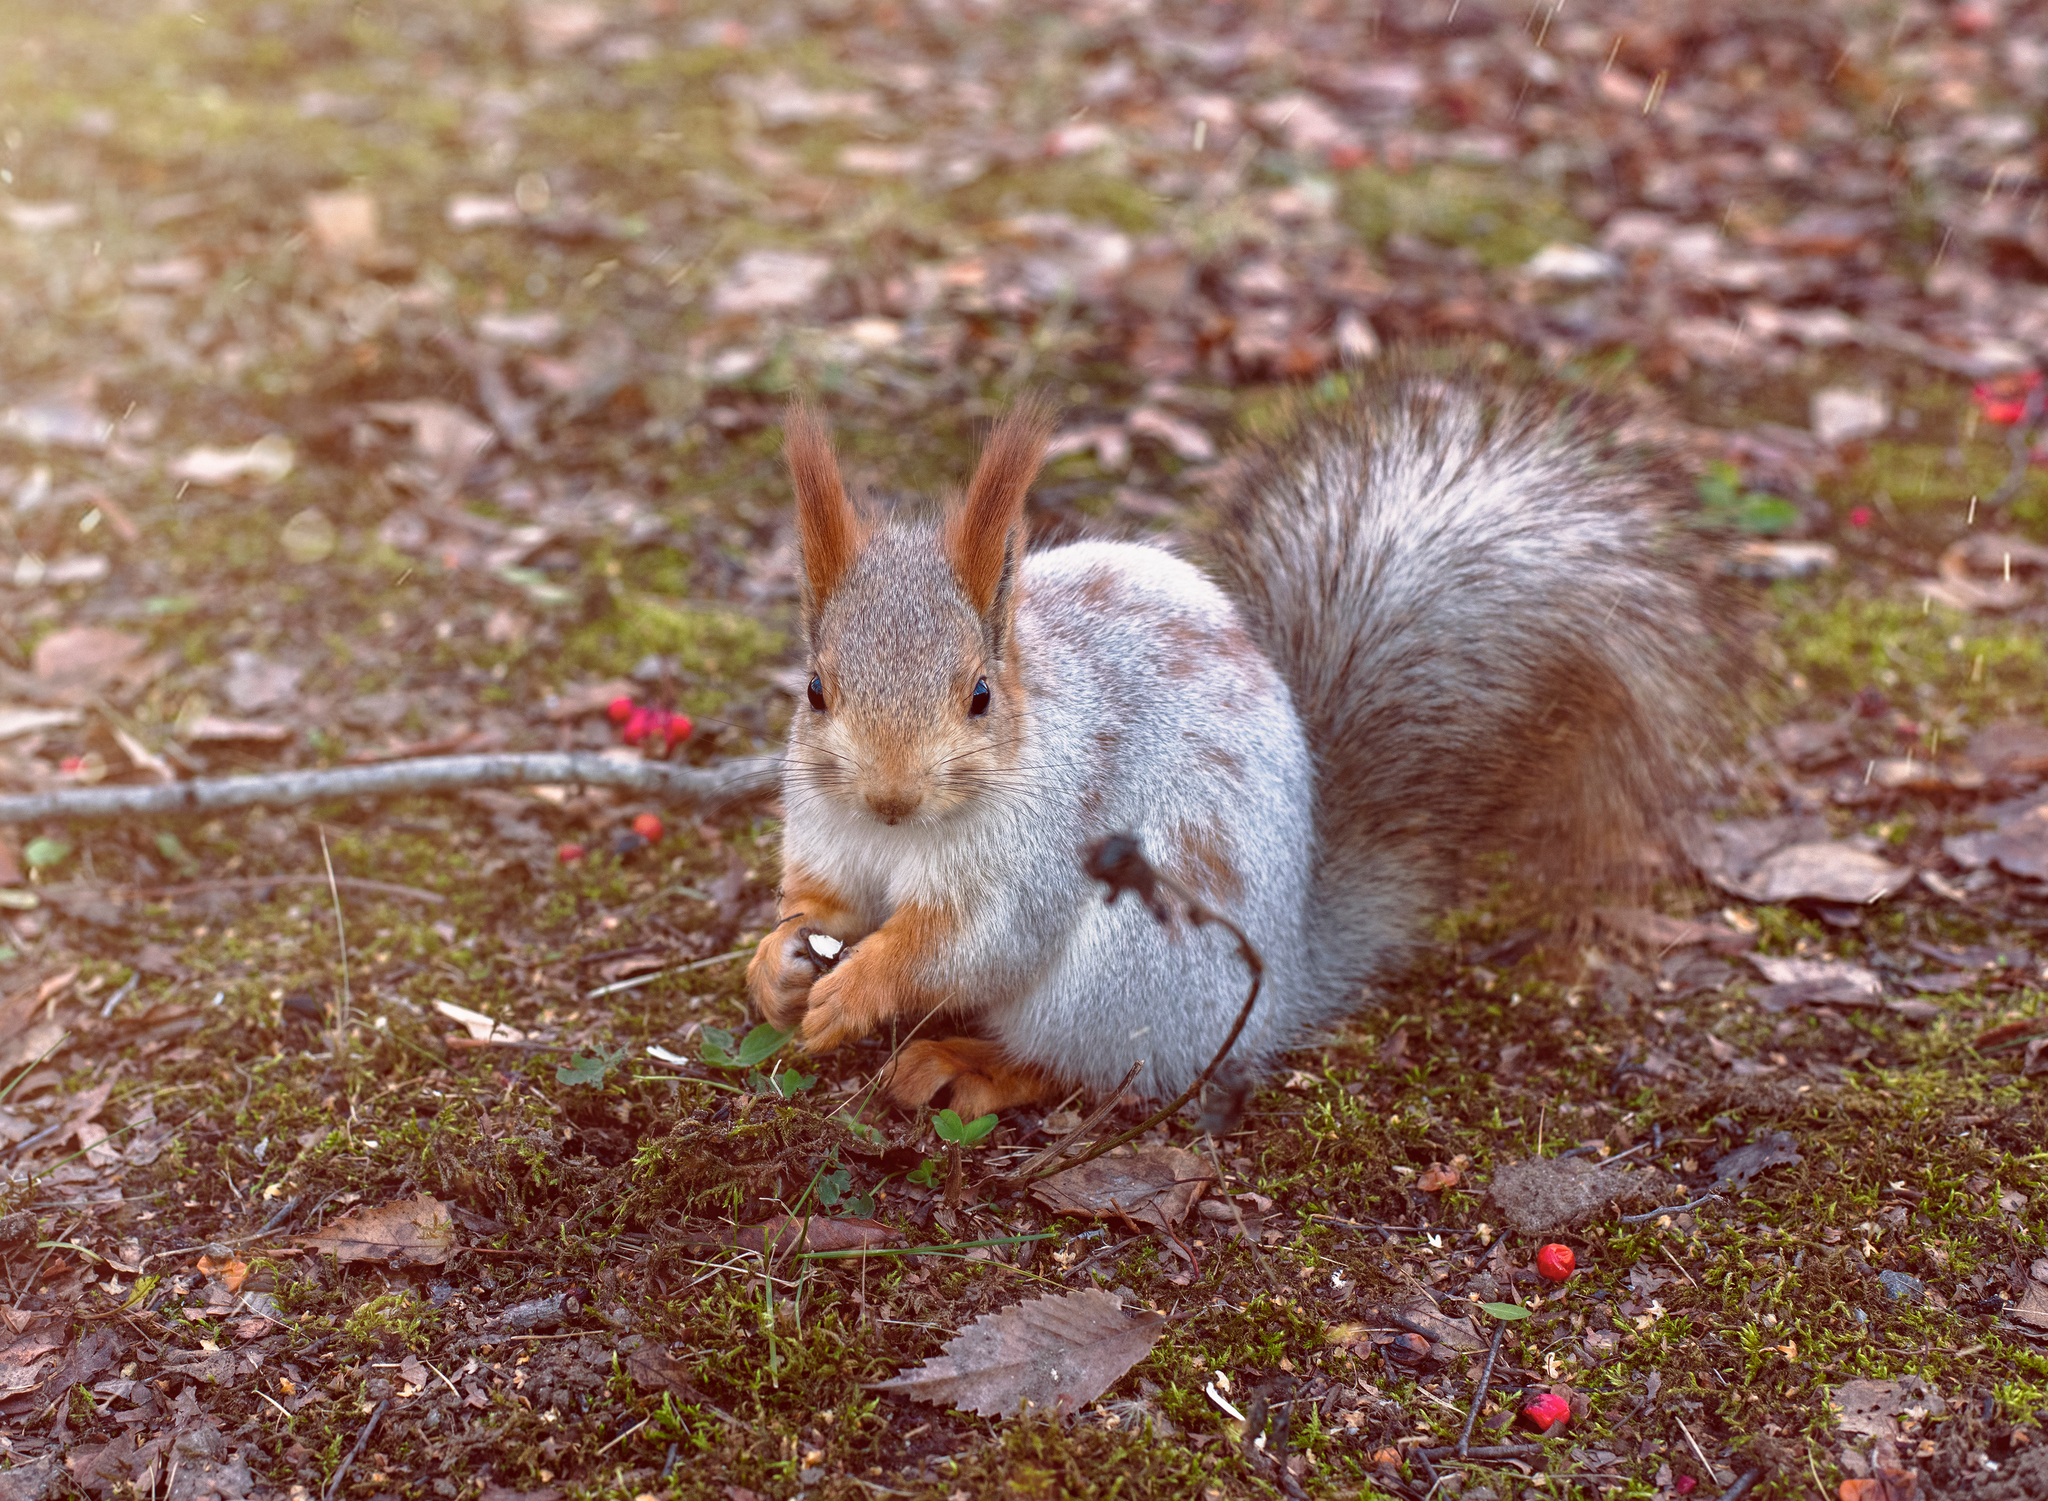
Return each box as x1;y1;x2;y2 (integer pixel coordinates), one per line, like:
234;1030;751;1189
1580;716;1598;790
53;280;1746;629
0;751;783;825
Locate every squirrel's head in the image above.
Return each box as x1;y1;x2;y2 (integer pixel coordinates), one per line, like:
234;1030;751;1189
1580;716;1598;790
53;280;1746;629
782;400;1054;828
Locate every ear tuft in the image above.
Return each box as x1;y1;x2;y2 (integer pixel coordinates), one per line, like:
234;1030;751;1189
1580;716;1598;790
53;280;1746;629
945;396;1055;617
785;402;865;621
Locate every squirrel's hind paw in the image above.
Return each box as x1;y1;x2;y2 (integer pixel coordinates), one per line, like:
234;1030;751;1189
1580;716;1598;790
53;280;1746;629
885;1038;1053;1118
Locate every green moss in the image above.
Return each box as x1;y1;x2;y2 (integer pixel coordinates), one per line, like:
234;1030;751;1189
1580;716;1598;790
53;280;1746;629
1775;584;2048;723
564;597;788;713
945;160;1163;236
1340;162;1583;268
342;1289;438;1351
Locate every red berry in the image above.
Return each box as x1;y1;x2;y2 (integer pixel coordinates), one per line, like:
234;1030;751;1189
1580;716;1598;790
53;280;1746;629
662;712;692;748
1674;1477;1699;1495
622;707;653;746
631;813;663;843
1520;1392;1571;1434
608;696;635;724
1535;1243;1577;1283
557;843;585;864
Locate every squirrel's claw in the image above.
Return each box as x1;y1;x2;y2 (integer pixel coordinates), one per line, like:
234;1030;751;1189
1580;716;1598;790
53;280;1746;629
747;926;821;1031
796;963;869;1053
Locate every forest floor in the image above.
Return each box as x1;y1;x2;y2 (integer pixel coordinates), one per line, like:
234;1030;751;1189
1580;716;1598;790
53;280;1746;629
0;2;2044;1499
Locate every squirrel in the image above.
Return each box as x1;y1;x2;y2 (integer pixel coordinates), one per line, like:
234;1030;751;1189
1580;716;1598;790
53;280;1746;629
746;364;1740;1122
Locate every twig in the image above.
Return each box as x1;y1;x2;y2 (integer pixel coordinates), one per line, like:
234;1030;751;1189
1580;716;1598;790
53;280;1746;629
1415;1443;1544;1460
0;750;782;825
319;827;353;1051
1457;1319;1508;1458
1620;1192;1721;1224
1675;1415;1716;1482
324;1397;387;1501
49;874;447;906
1007;1061;1146;1180
1717;1469;1764;1501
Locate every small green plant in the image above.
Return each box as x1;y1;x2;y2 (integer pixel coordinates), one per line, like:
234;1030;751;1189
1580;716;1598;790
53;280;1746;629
698;1023;816;1096
556;1043;630;1087
810;1151;877;1217
934;1108;999;1146
909;1108;1001;1190
1694;461;1799;534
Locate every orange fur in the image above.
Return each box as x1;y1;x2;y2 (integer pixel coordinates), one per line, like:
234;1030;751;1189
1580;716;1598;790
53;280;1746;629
799;902;956;1054
943;398;1055;617
885;1037;1055;1116
784;403;866;620
747;869;863;1031
1171;825;1246;905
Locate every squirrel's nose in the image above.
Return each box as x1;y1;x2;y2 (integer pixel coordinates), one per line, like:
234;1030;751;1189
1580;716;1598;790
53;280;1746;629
865;790;922;824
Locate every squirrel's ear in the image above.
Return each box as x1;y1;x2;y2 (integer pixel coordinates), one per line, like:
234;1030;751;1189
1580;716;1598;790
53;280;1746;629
784;402;865;625
945;397;1054;628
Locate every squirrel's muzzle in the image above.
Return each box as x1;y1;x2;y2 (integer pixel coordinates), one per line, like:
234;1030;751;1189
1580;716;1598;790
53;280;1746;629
864;789;923;823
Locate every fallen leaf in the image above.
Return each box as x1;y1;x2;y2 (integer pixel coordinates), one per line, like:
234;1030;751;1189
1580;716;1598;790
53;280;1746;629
709;250;833;316
304;189;380;261
1830;1376;1945;1439
872;1289;1166;1419
169;435;294;486
1839;1471;1919;1501
1415;1162;1460;1193
682;1215;899;1258
1967;721;2048;780
1593;907;1753;954
0;706;83;741
1711;1131;1803;1190
221;650;304;714
195;1254;249;1293
1387;1300;1487;1354
179;716;293;745
1811;386;1888;446
433;1000;526;1043
1729;843;1913;905
1987;803;2048;881
1031;1144;1212;1231
31;627;145;692
296;1192;456;1267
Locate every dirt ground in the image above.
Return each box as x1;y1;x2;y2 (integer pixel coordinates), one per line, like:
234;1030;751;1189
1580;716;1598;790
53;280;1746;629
0;2;2045;1499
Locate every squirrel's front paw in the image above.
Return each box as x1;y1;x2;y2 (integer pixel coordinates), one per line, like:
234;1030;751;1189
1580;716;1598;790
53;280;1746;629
747;925;822;1031
797;961;882;1054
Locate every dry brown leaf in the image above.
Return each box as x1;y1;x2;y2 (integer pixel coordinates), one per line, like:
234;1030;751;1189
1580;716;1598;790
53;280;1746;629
1838;1472;1919;1501
304;189;381;260
196;1254;249;1293
872;1289;1166;1419
1030;1144;1211;1232
1415;1162;1460;1193
296;1191;456;1266
178;716;293;745
1967;721;2048;780
1985;803;2048;881
1831;1376;1946;1439
31;626;145;691
1729;842;1913;904
681;1215;899;1258
1592;906;1754;954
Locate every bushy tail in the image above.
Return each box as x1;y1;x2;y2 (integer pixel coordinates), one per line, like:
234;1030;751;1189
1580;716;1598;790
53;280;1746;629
1208;368;1741;1018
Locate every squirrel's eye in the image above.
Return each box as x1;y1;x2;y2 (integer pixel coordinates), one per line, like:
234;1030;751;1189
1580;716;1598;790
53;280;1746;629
969;677;991;717
807;675;827;713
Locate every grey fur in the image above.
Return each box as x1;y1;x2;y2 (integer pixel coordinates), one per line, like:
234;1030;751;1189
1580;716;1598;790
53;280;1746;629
774;369;1737;1100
